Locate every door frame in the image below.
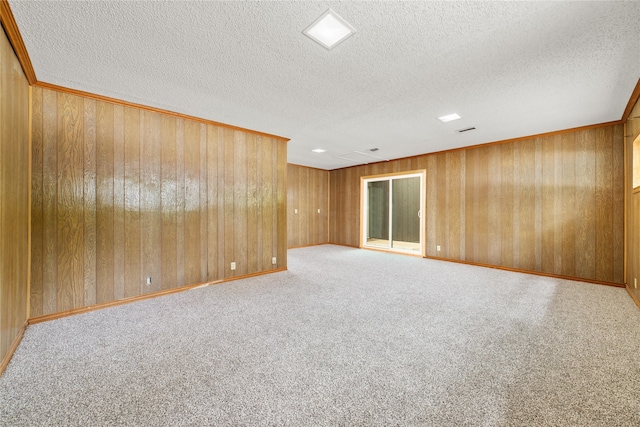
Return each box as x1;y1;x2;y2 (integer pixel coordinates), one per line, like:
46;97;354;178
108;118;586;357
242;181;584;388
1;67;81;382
360;170;426;257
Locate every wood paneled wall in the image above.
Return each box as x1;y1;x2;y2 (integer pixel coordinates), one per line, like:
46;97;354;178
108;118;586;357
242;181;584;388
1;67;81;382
330;125;625;284
625;97;640;302
0;27;30;369
31;87;287;318
287;164;329;248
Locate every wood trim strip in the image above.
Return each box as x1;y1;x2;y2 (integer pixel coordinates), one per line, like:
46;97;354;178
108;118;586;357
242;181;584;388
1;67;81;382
626;284;640;309
622;78;640;122
362;246;425;258
287;162;329;172
28;267;287;325
34;81;290;142
288;242;330;250
624;122;628;282
0;321;28;377
328;243;360;249
27;85;32;319
330;121;621;172
425;255;625;288
0;0;36;84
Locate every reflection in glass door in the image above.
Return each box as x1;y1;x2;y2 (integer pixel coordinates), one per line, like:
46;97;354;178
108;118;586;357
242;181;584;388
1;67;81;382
362;171;425;255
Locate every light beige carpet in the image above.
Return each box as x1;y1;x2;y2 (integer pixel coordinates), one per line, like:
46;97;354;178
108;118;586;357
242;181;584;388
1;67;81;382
1;245;639;426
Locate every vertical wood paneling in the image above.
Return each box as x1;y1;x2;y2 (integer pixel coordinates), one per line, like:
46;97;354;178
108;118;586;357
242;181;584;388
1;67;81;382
112;105;125;300
519;140;535;271
287;164;298;247
224;128;235;277
184;121;200;283
541;136;555;273
255;137;264;271
161;115;177;290
561;133;576;276
595;126;613;281
234;131;248;275
56;92;84;311
96;101;114;304
199;125;208;281
464;149;477;261
476;148;489;265
277;139;288;268
329;124;624;284
500;143;514;267
247;134;259;273
552;135;563;274
124;107;141;298
83;99;97;307
436;154;447;256
533;139;543;271
487;146;502;266
426;156;437;256
0;27;29;366
141;112;163;293
574;130;595;278
30;87;44;317
612;125;624;284
287;164;330;248
206;125;219;280
446;152;462;260
176;119;185;287
261;137;273;270
31;87;288;317
42;89;58;314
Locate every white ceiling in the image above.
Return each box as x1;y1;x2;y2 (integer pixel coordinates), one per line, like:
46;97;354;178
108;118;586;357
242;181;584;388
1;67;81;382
10;1;640;170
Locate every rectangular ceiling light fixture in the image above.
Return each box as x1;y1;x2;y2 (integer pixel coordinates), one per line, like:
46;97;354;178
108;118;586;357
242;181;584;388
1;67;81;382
303;9;356;50
438;113;461;122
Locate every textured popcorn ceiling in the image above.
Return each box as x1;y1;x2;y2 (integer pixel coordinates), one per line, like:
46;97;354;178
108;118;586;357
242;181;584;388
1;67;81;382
10;1;640;170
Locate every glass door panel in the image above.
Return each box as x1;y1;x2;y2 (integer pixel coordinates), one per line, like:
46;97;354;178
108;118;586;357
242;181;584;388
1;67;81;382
391;176;421;252
366;180;389;248
362;171;425;255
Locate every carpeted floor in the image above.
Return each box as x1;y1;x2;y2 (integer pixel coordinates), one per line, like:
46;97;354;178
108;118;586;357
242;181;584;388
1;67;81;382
1;245;639;426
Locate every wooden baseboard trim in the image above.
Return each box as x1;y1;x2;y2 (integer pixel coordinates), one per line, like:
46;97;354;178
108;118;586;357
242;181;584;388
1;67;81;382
326;242;359;249
288;242;330;250
28;267;288;325
361;245;425;258
425;255;625;288
0;320;28;377
626;284;640;309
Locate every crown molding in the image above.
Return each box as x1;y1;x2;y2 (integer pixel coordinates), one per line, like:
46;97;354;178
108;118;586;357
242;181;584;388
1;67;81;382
0;0;36;84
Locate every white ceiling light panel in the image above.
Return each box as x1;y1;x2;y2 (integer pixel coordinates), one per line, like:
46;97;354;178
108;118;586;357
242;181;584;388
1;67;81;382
303;9;356;50
438;113;461;122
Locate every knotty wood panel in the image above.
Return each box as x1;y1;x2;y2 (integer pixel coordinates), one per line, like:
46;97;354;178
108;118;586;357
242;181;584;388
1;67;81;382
0;27;29;368
330;124;625;284
30;87;287;317
287;164;330;248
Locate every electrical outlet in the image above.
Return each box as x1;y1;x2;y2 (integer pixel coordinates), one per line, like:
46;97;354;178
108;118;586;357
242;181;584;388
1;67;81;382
635;278;637;289
146;276;152;285
272;257;277;265
294;209;298;214
317;209;320;214
436;245;441;251
230;262;236;270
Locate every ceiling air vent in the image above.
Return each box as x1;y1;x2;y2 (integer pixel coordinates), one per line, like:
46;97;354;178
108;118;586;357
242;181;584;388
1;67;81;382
457;127;476;133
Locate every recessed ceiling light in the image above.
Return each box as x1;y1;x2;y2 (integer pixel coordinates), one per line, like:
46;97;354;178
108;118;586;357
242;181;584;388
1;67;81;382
303;9;356;50
312;148;326;153
438;113;461;123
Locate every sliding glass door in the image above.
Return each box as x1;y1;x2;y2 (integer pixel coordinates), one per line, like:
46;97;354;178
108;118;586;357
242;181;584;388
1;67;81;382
362;171;425;255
